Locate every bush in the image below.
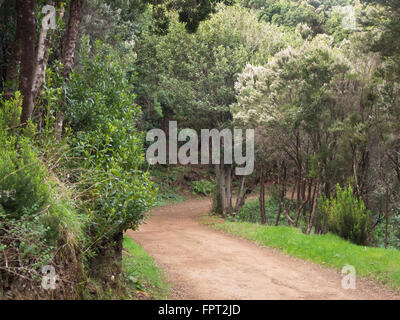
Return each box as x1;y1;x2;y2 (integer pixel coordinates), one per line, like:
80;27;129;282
65;40;156;235
0;109;84;291
233;197;286;225
316;185;371;245
0;135;50;220
191;180;214;196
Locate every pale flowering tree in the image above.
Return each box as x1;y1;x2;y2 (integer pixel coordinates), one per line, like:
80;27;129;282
232;35;355;230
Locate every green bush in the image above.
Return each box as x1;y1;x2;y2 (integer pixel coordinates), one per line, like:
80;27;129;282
316;185;371;245
0;91;22;133
191;180;214;196
0;135;50;220
233;197;294;226
0;106;84;279
64;41;156;239
234;199;261;223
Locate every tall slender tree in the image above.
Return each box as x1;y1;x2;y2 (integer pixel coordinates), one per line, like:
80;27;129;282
18;0;36;127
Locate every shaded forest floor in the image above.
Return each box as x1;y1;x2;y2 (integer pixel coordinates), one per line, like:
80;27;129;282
126;198;400;300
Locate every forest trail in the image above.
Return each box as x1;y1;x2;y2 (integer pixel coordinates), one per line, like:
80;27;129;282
126;198;399;300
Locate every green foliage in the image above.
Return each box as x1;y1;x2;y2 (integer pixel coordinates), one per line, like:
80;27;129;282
0;135;49;220
0;212;56;275
241;0;358;42
64;40;156;237
234;198;276;223
145;0;234;33
232;197;300;227
316;185;371;245
122;236;170;300
257;0;324;34
136;5;298;131
191;179;214;196
0;91;22;133
0;112;84;280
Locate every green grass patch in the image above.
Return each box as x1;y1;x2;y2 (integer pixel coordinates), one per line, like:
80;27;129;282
122;236;170;299
153;189;186;207
207;219;400;291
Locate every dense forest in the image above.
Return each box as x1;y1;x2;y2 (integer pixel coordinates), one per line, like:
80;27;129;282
0;0;399;299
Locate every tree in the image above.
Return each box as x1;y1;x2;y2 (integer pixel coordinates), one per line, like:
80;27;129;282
62;0;84;77
232;35;359;231
17;0;36;127
136;5;298;216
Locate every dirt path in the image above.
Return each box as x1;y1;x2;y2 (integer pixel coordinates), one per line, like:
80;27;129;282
126;198;399;300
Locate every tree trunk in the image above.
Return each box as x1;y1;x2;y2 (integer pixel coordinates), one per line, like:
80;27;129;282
226;165;233;216
275;170;282;226
56;0;84;140
294;199;308;227
32;1;62;103
259;166;266;225
220;163;226;217
303;178;313;223
385;189;389;249
18;0;36;127
90;231;123;288
276;163;287;226
234;176;246;213
4;2;22;100
296;167;302;210
307;177;320;235
62;0;84;77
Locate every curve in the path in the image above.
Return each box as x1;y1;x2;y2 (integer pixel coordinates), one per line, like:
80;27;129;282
126;198;399;300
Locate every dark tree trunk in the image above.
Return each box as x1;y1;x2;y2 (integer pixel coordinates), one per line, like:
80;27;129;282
4;6;22;100
259;166;266;225
213;164;223;215
62;0;84;77
276;163;288;226
90;231;124;288
275;167;282;226
220;163;226;217
296;168;302;210
307;177;321;235
234;176;246;213
18;0;36;127
385;189;389;248
56;0;84;140
226;165;233;216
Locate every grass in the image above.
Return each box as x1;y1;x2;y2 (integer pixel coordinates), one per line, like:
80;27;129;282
122;236;170;299
153;189;186;207
204;217;400;291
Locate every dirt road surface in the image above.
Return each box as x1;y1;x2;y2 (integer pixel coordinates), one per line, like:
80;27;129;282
126;198;399;300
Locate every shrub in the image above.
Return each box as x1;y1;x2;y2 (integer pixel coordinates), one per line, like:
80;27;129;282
233;197;286;225
61;41;156;284
191;180;214;196
316;185;371;245
0;135;50;220
0;91;22;133
0;112;84;291
65;41;156;237
234;199;261;223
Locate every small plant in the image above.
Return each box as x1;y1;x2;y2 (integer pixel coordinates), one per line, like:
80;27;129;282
191;180;214;196
316;184;371;245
